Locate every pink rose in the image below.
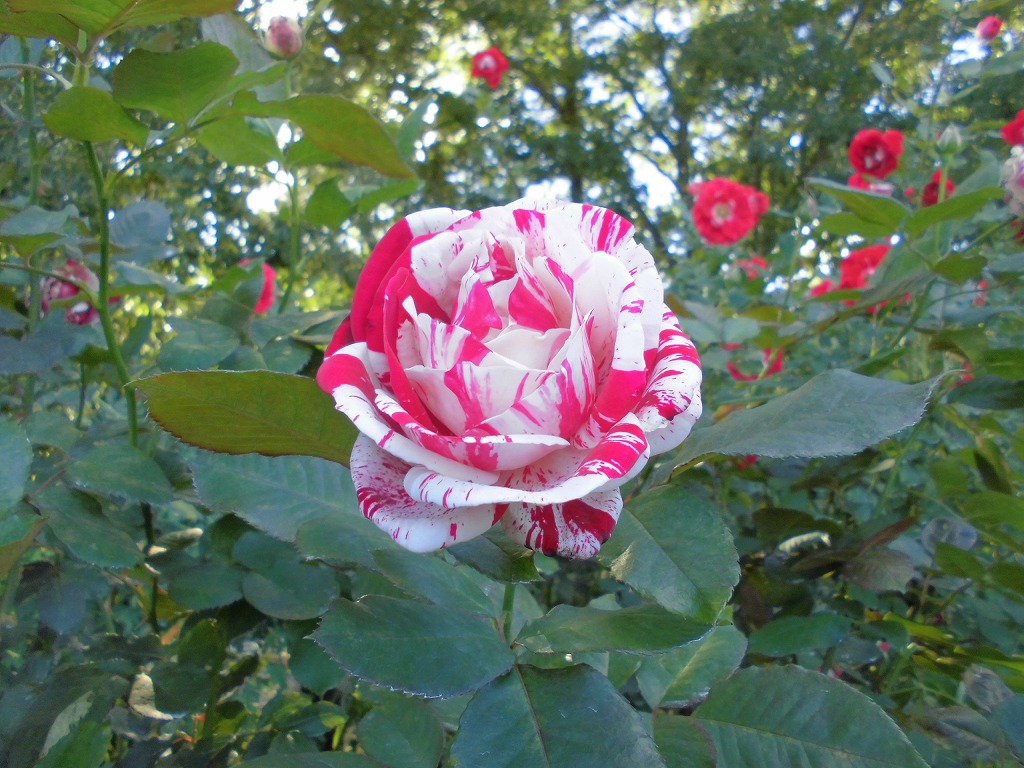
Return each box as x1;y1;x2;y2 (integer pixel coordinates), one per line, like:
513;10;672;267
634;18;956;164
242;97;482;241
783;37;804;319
977;16;1002;41
41;259;101;325
317;201;703;558
264;16;303;59
471;47;510;89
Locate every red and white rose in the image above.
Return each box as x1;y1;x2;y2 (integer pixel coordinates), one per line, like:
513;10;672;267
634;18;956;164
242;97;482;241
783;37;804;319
317;200;702;558
41;259;101;326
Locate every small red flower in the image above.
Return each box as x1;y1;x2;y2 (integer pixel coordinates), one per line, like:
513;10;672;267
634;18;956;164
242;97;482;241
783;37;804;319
471;47;509;89
974;280;988;307
840;245;889;291
264;17;303;59
1001;110;1024;146
725;346;784;382
41;259;102;325
736;255;768;279
921;170;955;207
977;16;1003;41
848;129;904;179
689;178;770;246
1013;220;1024;244
848;174;894;195
735;455;759;469
240;259;277;314
809;278;836;297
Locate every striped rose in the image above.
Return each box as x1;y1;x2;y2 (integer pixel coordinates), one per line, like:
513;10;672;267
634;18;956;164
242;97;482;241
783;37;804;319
317;200;702;558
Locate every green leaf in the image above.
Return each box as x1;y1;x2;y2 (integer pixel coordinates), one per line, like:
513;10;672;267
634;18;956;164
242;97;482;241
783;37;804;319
135;371;358;466
357;698;445;768
190;451;358;542
636;624;747;708
0;419;31;511
157;317;238;371
810;177;909;229
288;638;349;697
653;716;717;768
0;513;47;578
36;487;142;569
597;485;739;622
114;263;191;295
0;204;80;257
43;86;148;144
295;510;395;570
372;548;497;617
313;595;515;697
449;664;666;768
8;0;238;36
516;604;710;655
447;528;540;583
676;370;943;463
748;613;852;657
959;492;1024;535
843;547;916;591
66;443;173;505
0;6;79;48
905;187;1004;237
197;115;282;166
946;375;1024;410
154;553;243;610
237;755;378;768
242;560;337;620
236;92;414;178
693;666;929;767
34;720;110;768
993;696;1024;760
818;212;895;239
305;179;355;228
110;200;173;263
112;42;238;124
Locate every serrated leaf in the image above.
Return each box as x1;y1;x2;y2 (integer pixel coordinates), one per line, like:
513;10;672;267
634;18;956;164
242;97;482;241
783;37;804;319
236;755;378;768
637;624;747;708
235;92;414;178
134;371;358;466
843;547;916;591
597;485;738;622
810;177;909;228
43;86;148;144
676;370;943;463
905;187;1004;237
242;560;337;620
110;200;172;263
197;115;282;166
190;451;358;542
66;443;173;504
748;613;852;657
313;595;514;697
0;513;47;578
946;375;1024;409
372;548;496;617
516;604;710;655
8;0;238;36
295;510;395;570
449;664;666;768
157;317;238;370
654;716;717;768
35;720;110;768
818;212;895;239
112;42;238;124
357;699;444;768
36;487;142;569
694;666;929;767
0;419;31;511
447;528;540;583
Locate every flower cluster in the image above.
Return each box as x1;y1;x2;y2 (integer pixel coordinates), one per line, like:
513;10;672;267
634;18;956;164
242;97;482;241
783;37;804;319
317;201;702;558
689;178;770;246
471;47;509;89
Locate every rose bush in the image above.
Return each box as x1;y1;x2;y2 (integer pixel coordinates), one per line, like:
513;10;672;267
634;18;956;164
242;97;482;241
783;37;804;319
317;200;702;558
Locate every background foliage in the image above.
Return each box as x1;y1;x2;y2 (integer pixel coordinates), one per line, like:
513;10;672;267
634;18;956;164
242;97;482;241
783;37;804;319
1;0;1023;766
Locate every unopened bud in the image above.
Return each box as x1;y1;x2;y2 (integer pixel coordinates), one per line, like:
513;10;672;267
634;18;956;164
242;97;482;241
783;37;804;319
265;16;303;59
936;125;963;153
976;16;1002;42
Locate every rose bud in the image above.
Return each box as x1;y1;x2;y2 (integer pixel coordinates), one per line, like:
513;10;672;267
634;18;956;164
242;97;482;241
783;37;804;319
264;16;303;59
976;16;1002;41
239;259;277;314
41;259;101;325
317;201;703;558
935;125;963;153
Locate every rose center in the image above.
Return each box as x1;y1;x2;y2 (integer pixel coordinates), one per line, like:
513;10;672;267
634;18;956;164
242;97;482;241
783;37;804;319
711;202;734;225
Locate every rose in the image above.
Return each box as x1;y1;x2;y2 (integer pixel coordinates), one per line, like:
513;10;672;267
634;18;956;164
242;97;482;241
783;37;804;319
736;255;768;279
240;259;277;314
848;173;894;195
688;178;770;246
471;47;510;89
41;259;101;325
1001;110;1024;147
848;129;903;179
976;16;1003;41
723;345;784;382
264;16;303;58
840;244;889;292
1001;146;1024;217
317;200;702;558
920;170;955;207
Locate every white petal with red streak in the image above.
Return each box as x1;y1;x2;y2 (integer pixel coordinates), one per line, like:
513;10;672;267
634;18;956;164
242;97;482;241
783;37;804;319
500;488;622;559
350;435;498;552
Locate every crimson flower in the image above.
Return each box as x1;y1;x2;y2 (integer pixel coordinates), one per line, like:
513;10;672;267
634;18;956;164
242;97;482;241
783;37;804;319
41;259;101;325
848;173;894;195
977;16;1003;41
723;344;784;382
736;255;768;279
471;47;509;89
689;178;770;246
840;244;889;291
240;259;277;314
848;129;904;179
921;170;955;207
809;279;836;298
1002;110;1024;146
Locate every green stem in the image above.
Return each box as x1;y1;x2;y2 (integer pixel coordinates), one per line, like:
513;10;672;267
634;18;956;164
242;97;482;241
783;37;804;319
0;62;73;89
502;582;516;644
85;142;138;447
277;178;303;313
71;31;90;87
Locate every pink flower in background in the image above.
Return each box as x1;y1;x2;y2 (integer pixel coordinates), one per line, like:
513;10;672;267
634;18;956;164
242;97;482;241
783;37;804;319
471;47;509;89
317;200;703;558
1001;111;1024;146
264;16;303;58
1001;146;1024;217
848;129;904;179
921;170;955;207
848;174;894;195
240;260;277;314
41;259;101;325
724;344;784;382
977;16;1003;41
736;255;768;279
689;178;770;246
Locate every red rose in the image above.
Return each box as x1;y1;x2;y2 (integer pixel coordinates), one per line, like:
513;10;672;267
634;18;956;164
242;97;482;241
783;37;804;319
1002;110;1024;146
848;129;904;179
471;47;509;89
848;173;894;195
736;255;768;279
41;259;102;325
840;244;889;291
689;178;770;246
977;16;1003;41
725;346;784;382
240;259;277;314
921;170;955;207
809;278;836;298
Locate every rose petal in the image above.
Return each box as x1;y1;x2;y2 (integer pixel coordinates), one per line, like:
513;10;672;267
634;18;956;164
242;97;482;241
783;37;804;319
500;488;622;558
351;435;499;552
